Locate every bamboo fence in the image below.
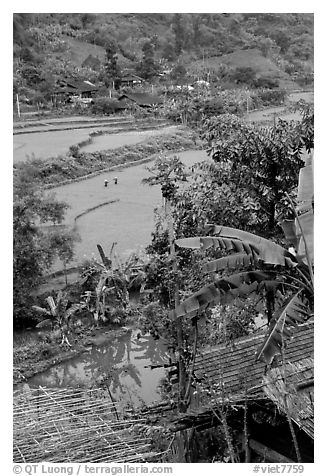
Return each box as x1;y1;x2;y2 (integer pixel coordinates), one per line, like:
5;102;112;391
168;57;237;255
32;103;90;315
13;386;159;463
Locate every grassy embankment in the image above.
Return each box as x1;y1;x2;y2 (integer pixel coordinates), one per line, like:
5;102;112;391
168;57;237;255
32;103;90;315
14;128;199;188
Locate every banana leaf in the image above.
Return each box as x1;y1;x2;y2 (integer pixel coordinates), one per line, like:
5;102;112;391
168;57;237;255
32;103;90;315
32;305;50;315
176;228;297;267
65;303;86;321
278;219;299;248
203;252;253;273
46;296;57;316
97;244;112;268
172;270;272;319
256;290;311;364
297;163;313;204
295;155;314;265
35;318;53;328
296;209;314;265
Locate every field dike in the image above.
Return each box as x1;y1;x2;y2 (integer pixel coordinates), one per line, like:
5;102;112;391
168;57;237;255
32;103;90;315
14;128;198;190
73;199;120;227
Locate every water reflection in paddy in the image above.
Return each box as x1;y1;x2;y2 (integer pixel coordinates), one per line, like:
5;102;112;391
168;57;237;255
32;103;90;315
22;329;171;406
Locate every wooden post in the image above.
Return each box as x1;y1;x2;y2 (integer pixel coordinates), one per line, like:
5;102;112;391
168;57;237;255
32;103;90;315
16;94;21;118
249;439;296;463
165;198;187;413
64;261;68;286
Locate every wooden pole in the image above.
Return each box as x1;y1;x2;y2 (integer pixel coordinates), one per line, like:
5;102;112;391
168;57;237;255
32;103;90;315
166;198;187;412
249;439;296;463
16;94;21;118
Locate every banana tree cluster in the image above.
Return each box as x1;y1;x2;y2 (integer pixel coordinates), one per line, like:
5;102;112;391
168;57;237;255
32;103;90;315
80;244;148;326
170;152;314;364
33;291;86;346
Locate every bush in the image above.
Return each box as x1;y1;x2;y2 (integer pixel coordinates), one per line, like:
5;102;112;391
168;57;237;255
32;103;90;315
228;66;257;86
91;97;122;115
254;77;279;89
256;88;287;106
199;98;225;116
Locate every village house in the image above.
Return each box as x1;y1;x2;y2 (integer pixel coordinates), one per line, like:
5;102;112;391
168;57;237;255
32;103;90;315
120;72;144;88
54;78;98;104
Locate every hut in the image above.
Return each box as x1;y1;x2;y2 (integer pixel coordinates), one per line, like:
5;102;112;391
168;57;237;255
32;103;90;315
169;321;314;462
118;92;163;108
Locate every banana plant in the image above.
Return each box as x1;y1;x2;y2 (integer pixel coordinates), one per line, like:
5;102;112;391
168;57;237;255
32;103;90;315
171;153;313;364
33;291;86;346
81;245;149;326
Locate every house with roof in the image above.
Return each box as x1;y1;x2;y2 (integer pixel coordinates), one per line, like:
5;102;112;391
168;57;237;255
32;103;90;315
54;78;98;104
120;72;144;88
118;92;163;108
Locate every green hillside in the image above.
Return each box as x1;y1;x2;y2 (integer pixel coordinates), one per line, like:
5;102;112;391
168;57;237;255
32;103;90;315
13;13;313;103
61;36;134;68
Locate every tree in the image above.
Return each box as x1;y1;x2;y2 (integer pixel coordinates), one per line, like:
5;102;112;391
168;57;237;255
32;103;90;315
172;14;184;56
200;111;314;235
103;40;121;89
162;41;176;62
192;15;201;46
13;177;75;327
137;40;159;80
170;63;187;83
81;13;95;29
229;66;257;86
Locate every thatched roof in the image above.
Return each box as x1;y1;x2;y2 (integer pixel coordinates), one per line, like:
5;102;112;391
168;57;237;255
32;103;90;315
118;93;163;106
263;358;314;439
13;386;161;463
194;321;314;401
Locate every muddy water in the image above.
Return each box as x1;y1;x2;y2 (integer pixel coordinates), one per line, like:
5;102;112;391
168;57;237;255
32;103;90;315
19;329;171;406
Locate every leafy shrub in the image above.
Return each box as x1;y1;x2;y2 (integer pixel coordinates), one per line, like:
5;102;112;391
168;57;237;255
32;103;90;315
256;88;287;106
254;76;279;89
228;66;257;86
69;145;80;158
91;97;122;115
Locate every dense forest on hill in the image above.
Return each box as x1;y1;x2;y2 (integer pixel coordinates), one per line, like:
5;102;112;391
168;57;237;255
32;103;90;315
13;13;313;104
